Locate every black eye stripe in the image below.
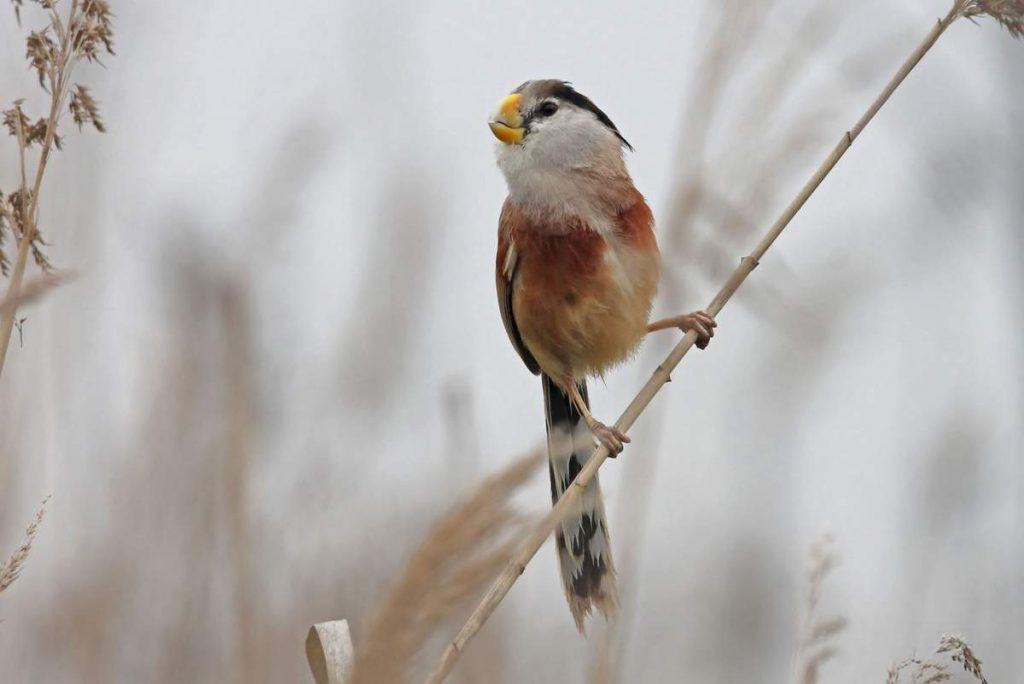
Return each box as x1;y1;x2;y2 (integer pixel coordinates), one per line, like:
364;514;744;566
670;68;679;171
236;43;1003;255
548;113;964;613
548;82;633;151
512;79;634;150
535;101;559;117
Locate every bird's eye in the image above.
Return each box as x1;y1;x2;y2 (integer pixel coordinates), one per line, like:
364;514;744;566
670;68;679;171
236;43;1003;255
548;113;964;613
535;101;559;117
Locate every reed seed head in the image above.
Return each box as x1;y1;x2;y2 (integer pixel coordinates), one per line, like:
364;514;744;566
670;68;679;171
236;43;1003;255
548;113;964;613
955;0;1024;38
69;84;105;132
350;452;542;684
73;0;115;61
1;0;116;285
936;634;987;684
2;103;52;147
25;27;57;87
886;633;988;683
0;497;50;594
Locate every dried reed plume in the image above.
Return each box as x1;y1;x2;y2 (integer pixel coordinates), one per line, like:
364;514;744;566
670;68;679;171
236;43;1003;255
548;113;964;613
794;537;847;684
425;2;1023;682
956;0;1024;37
348;451;542;684
886;634;988;684
0;0;114;377
0;496;49;594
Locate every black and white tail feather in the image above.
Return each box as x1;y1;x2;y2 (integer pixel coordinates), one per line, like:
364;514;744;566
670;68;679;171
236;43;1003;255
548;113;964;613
542;374;617;632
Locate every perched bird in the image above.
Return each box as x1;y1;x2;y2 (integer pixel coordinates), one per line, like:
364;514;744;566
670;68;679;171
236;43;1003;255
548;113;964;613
488;79;716;630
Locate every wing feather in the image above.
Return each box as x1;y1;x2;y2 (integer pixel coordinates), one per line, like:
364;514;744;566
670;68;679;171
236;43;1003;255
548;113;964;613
497;204;541;375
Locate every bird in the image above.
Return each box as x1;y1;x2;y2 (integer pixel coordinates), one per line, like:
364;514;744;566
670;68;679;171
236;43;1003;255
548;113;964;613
488;79;716;631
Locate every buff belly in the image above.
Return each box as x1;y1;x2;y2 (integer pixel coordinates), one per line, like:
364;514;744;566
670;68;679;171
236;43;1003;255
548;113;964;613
515;237;659;380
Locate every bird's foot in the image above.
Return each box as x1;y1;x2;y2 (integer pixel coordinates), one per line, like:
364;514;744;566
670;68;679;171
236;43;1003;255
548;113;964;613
588;419;630;456
648;310;717;349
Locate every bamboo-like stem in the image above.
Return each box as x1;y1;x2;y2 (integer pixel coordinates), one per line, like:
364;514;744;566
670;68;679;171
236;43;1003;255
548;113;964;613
306;620;355;684
425;7;963;684
0;2;79;378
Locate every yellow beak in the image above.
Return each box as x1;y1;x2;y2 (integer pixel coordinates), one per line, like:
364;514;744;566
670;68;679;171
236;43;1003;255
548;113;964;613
488;93;524;144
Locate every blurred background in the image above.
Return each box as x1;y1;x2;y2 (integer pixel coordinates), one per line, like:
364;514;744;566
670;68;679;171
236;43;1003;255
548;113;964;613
0;0;1021;682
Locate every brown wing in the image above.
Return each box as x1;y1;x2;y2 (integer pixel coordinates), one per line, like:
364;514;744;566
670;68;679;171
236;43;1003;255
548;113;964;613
497;204;541;375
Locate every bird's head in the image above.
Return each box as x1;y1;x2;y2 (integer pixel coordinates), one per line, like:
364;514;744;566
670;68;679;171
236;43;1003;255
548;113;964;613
488;80;632;179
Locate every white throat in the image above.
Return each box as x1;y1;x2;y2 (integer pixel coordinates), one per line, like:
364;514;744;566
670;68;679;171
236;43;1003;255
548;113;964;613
495;109;631;222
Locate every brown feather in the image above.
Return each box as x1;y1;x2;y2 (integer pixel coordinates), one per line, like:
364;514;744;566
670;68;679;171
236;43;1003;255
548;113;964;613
497;189;658;381
494;179;657;631
496;215;540;374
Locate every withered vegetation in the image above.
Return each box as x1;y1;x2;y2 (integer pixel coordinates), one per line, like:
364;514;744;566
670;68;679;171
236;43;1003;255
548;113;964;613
886;634;989;684
0;0;112;643
956;0;1024;37
0;496;48;594
0;0;114;376
350;452;541;684
795;537;847;684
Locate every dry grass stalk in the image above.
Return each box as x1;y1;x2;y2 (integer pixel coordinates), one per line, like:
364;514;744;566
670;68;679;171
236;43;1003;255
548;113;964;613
794;537;846;684
886;634;988;683
593;5;860;679
348;451;542;684
219;284;257;683
0;0;114;378
0;496;49;594
424;4;1022;682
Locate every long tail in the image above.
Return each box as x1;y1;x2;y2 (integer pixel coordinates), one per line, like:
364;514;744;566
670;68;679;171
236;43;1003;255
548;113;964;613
542;374;617;632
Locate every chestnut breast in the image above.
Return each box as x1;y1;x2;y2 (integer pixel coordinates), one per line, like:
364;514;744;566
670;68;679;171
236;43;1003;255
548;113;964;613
503;196;659;379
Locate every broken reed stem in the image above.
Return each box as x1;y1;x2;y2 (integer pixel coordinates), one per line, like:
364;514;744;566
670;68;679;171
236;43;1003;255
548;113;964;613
0;1;80;378
424;8;964;684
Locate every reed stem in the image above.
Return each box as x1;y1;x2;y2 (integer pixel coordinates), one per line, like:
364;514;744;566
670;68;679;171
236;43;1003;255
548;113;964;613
424;6;964;683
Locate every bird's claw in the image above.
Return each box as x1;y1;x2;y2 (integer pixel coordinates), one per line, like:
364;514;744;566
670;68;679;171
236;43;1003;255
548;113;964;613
590;421;630;456
679;310;716;349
